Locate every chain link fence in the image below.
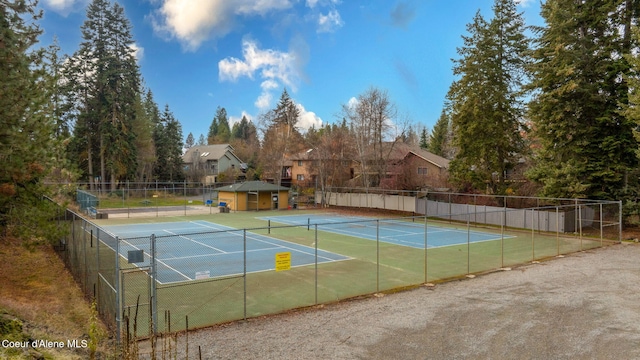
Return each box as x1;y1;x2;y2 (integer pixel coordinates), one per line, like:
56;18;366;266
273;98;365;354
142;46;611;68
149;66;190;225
52;192;621;348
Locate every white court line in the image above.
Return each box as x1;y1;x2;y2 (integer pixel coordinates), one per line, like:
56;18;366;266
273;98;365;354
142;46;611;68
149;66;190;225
162;229;227;254
159;246;282;261
265;216;516;249
119;238;191;281
191;220;348;262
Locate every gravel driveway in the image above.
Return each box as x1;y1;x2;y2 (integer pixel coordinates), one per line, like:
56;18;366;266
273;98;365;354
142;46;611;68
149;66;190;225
159;243;640;360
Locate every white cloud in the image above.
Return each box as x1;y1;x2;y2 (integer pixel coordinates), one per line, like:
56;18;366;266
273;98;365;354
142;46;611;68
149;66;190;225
255;80;280;110
151;0;294;50
42;0;88;16
130;44;144;62
514;0;534;7
229;111;254;127
347;96;359;109
219;39;299;89
219;38;309;111
317;10;344;33
255;91;273;111
305;0;320;8
296;103;323;131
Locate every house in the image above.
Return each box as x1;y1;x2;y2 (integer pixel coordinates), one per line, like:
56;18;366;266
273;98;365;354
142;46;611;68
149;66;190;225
183;144;245;184
216;181;289;211
286;149;357;188
380;142;450;190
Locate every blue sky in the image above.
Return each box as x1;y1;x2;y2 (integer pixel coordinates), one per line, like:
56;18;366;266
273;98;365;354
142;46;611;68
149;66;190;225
37;0;543;141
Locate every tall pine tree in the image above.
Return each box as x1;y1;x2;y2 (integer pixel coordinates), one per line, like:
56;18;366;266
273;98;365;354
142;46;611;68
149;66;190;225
0;1;65;243
207;106;230;144
153;105;184;182
447;0;529;193
66;0;141;189
527;0;639;200
429;109;451;158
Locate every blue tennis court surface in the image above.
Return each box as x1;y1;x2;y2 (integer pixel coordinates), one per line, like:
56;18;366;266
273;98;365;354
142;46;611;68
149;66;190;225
260;214;512;249
101;220;349;284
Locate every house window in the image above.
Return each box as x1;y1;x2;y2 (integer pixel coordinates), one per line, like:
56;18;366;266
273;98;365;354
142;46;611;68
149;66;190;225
418;167;428;175
297;174;305;181
298;160;302;166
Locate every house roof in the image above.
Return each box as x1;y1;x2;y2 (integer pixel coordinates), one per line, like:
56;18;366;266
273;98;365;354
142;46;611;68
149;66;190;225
182;144;243;163
216;181;290;193
388;142;450;169
288;149;314;161
286;144;448;169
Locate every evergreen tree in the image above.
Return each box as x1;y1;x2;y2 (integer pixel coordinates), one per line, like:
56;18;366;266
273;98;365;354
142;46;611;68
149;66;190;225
0;1;65;243
274;88;300;128
66;0;141;189
197;133;206;146
132;88;158;184
207;114;218;144
419;127;429;150
207;106;232;144
153;105;184;182
43;37;77;183
230;115;260;171
185;132;195;149
447;0;529;193
527;0;639;200
259;89;304;185
429;109;450;157
622;26;640;212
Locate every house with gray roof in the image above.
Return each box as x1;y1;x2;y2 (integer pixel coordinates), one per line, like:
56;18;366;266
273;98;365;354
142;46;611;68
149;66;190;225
183;144;245;184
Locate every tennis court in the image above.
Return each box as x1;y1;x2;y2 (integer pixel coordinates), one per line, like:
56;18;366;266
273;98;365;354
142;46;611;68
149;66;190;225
260;213;513;249
101;220;349;284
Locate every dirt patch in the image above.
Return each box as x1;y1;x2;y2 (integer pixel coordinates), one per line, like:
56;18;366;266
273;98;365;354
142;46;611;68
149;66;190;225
0;239;109;359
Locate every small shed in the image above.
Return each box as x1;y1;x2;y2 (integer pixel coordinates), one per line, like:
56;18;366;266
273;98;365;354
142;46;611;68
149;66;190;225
216;181;290;211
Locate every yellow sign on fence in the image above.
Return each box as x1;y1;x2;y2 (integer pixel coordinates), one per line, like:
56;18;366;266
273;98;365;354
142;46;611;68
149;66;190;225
275;252;291;272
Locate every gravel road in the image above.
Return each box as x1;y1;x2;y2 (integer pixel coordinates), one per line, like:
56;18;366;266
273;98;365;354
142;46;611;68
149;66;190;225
161;243;640;360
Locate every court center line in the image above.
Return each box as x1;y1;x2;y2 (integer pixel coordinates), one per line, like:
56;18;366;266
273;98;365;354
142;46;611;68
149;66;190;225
119;238;192;281
162;229;227;254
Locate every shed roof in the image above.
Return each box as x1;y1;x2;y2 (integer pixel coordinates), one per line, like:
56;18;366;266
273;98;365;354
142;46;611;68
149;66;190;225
216;181;290;192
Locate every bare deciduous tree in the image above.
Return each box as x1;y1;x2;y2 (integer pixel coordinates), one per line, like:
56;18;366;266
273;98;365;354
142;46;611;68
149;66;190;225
341;87;406;188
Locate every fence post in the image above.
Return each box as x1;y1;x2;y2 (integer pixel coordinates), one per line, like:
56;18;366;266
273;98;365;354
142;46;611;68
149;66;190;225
82;216;88;294
150;234;158;335
556;207;560;256
467;213;470;275
619;200;623;243
448;193;452;223
531;209;535;262
424;211;428;283
600;203;603;246
115;236;121;343
473;194;477;223
376;220;379;293
243;229;247;321
579;205;583;251
501;207;505;268
315;224;318;305
96;229;100;301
